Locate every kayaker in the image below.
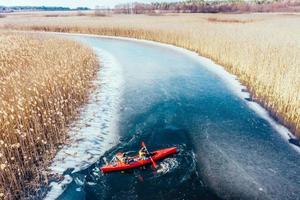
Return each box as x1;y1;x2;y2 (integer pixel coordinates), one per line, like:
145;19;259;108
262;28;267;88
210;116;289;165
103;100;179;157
115;152;133;164
115;152;126;163
139;146;149;160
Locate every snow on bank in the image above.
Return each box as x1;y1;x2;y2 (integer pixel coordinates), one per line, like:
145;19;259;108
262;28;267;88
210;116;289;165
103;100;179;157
44;48;123;199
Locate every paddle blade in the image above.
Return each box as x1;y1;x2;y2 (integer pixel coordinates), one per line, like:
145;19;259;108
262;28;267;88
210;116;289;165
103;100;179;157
152;159;157;168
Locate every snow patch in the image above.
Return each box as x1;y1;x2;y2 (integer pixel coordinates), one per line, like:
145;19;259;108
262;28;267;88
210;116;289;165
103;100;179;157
44;175;72;200
44;48;123;199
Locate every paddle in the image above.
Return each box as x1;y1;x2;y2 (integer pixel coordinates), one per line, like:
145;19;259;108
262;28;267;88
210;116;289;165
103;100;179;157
141;141;158;169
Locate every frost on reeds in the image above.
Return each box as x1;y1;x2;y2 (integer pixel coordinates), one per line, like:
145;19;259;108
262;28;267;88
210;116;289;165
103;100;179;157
3;13;298;137
0;32;97;199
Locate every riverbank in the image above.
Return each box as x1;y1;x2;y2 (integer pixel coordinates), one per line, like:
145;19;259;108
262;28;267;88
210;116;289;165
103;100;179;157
0;12;299;138
0;31;98;199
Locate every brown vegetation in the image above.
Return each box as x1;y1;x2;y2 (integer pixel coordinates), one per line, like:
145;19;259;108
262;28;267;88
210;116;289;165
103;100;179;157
0;32;98;199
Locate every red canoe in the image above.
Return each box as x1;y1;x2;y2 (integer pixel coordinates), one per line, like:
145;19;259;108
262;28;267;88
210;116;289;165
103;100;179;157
100;147;177;173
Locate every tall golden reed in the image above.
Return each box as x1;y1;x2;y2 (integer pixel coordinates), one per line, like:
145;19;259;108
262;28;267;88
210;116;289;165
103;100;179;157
0;32;97;199
1;13;298;137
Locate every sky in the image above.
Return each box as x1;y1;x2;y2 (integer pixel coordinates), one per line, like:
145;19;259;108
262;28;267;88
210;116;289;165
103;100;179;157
0;0;182;9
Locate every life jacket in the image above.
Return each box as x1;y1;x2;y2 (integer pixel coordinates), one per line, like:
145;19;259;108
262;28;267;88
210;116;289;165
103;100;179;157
139;148;147;158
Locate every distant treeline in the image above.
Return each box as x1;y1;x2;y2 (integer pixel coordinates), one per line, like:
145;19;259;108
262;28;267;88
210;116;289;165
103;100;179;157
114;0;300;14
0;6;90;13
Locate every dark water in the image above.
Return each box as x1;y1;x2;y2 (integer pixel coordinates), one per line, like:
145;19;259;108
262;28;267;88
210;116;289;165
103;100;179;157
56;36;300;200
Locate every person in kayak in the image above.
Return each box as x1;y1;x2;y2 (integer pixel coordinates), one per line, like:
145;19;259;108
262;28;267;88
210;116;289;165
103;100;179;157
115;152;133;164
139;146;150;160
115;152;126;163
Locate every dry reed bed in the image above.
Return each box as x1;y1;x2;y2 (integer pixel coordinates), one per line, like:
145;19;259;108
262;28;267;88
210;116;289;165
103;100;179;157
1;13;298;137
0;32;97;199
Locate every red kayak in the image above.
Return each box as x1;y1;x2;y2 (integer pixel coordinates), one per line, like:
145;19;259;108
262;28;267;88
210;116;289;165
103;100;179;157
101;147;177;173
